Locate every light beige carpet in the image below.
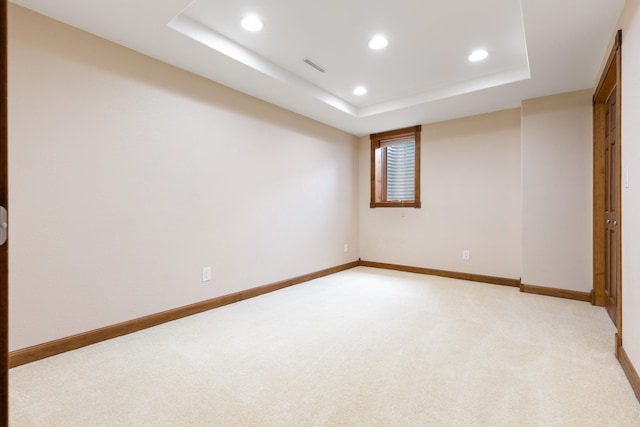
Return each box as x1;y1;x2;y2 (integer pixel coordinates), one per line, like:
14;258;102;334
9;267;640;426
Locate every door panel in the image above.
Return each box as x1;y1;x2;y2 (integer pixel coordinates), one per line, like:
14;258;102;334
604;89;619;325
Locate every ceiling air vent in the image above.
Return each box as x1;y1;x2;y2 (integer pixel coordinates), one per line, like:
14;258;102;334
303;58;326;73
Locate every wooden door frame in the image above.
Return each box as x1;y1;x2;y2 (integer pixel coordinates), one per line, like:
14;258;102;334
1;0;8;423
593;30;622;352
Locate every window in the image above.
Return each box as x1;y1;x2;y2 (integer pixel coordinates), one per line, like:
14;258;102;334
370;125;421;208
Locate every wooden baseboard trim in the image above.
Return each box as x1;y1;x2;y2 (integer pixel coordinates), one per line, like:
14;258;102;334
9;261;359;368
618;345;640;403
358;260;520;287
616;333;623;358
519;283;591;302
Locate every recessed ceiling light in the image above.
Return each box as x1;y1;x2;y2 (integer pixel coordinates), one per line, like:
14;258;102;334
468;49;488;62
241;15;263;32
353;86;367;96
369;36;388;50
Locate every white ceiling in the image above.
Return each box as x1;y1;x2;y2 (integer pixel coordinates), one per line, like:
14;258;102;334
10;0;625;136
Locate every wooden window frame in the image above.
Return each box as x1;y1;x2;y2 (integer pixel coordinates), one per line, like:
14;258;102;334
370;125;421;208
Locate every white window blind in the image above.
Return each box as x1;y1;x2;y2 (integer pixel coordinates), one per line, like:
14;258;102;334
381;136;415;201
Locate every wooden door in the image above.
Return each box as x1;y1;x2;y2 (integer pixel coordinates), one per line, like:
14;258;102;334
604;89;619;325
1;1;7;423
593;31;622;352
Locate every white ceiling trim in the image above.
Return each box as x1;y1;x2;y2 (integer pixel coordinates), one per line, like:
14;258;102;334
168;14;359;116
169;0;531;119
358;67;531;118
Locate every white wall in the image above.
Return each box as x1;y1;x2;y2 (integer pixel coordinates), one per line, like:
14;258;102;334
521;90;593;292
617;0;640;377
359;109;522;279
8;5;359;351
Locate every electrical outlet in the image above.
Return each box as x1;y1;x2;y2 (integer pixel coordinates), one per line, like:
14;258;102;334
202;266;212;282
462;250;470;261
344;243;349;253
